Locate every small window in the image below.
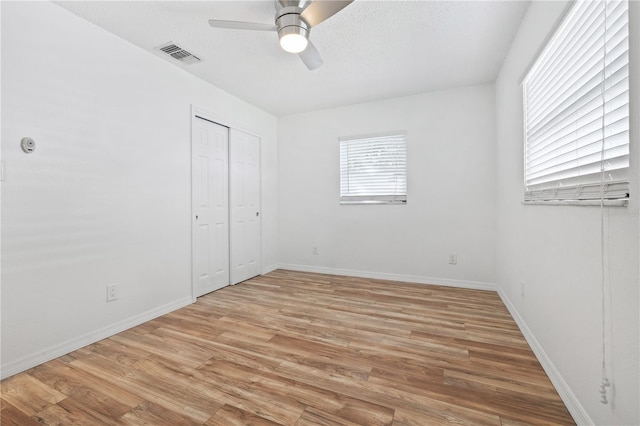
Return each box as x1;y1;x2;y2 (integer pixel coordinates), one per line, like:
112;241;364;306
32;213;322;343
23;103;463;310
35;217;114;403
339;132;407;205
523;0;629;202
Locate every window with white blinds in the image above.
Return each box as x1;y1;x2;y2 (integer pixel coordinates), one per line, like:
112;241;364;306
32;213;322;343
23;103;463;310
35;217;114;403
523;0;629;202
339;133;407;204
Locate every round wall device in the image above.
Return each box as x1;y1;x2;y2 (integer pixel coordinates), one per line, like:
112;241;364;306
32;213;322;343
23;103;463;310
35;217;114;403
21;137;36;153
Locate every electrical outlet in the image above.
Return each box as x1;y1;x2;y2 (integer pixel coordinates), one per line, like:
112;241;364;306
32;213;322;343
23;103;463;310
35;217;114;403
312;246;319;255
106;285;119;302
448;254;457;265
520;281;525;298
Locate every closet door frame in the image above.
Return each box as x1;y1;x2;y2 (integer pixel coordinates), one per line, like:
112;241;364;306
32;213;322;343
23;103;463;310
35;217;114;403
190;106;262;301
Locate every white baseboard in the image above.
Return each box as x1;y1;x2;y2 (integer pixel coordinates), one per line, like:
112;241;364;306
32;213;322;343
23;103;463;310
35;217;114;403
262;263;279;274
277;263;497;291
497;289;592;426
0;296;193;380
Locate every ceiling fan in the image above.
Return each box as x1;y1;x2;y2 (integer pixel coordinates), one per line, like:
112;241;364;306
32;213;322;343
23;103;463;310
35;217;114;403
208;0;353;70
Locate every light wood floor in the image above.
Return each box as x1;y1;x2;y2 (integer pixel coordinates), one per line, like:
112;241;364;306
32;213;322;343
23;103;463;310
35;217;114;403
1;270;574;425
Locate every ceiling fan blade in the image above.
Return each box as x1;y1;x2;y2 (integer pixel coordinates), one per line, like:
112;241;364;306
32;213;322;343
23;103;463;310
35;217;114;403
208;20;277;32
300;0;353;27
299;40;323;70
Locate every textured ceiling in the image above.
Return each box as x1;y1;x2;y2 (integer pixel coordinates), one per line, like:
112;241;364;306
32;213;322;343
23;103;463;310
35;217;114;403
55;1;529;117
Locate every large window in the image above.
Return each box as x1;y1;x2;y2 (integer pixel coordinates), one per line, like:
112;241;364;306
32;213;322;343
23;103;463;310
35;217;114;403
339;132;407;204
523;0;629;202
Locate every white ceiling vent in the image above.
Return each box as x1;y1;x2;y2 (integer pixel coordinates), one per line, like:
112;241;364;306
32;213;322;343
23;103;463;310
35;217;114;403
155;42;201;64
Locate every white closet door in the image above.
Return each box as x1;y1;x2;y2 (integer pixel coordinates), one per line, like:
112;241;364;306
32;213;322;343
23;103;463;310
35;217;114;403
192;117;229;297
229;128;261;285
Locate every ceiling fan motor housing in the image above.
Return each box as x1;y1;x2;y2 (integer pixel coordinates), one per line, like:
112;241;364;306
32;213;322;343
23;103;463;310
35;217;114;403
276;5;310;41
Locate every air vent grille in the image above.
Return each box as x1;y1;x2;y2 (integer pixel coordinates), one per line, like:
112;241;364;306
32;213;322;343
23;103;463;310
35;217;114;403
156;42;201;64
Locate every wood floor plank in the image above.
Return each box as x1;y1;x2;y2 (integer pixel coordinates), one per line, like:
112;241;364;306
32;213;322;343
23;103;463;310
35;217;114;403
69;354;219;423
274;359;509;426
1;269;574;425
334;398;395;426
392;406;501;426
195;359;307;425
30;359;144;409
443;368;558;399
0;400;42;426
367;367;572;425
0;373;67;416
85;339;150;367
202;357;394;426
119;401;201;425
294;407;364;426
205;404;282;426
35;396;122;426
28;360;139;419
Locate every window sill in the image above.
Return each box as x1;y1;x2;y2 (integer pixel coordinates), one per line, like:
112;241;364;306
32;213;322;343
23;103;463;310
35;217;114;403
523;199;628;207
340;200;407;205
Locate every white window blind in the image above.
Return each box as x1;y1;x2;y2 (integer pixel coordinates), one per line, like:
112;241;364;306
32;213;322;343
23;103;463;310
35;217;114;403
523;0;629;202
340;133;407;204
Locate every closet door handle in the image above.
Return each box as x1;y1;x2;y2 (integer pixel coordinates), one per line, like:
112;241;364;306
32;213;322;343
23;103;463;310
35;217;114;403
256;212;260;217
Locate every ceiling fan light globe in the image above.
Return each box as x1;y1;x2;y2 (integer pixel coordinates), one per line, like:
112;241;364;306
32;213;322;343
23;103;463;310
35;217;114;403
280;32;308;53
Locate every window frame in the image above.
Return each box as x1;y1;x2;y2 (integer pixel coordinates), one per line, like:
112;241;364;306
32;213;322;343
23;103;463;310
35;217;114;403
521;0;630;205
339;131;408;205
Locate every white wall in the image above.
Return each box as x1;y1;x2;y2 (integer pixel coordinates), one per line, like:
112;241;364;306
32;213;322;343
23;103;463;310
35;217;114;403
0;1;278;377
495;2;639;425
278;84;496;289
